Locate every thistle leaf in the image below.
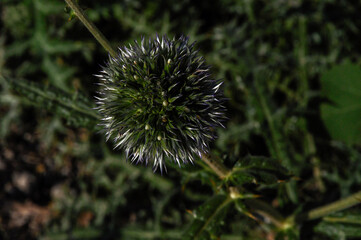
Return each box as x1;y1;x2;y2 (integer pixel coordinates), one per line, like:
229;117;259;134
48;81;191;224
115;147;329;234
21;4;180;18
315;211;361;240
226;156;291;185
183;194;231;240
3;77;100;129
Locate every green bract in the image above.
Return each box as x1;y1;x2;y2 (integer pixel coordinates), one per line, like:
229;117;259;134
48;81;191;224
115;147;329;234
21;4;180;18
96;35;226;171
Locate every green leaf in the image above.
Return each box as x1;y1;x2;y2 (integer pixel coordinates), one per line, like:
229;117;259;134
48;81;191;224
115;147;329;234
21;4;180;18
276;228;299;240
315;211;361;240
3;77;100;130
321;63;361;145
226;156;291;185
183;194;232;240
41;228;101;240
42;56;76;90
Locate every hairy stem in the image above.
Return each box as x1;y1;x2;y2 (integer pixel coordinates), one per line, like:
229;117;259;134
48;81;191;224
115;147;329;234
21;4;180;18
297;191;361;221
244;199;285;228
201;153;229;179
64;0;117;58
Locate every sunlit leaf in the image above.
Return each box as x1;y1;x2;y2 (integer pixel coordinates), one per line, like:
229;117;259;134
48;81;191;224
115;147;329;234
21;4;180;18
321;64;361;145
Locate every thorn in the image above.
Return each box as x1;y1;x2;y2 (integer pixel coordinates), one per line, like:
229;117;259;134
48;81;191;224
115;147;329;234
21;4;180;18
185;209;193;215
244;212;259;222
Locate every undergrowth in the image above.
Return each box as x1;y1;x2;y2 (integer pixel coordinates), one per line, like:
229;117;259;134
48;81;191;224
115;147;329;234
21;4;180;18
1;0;361;239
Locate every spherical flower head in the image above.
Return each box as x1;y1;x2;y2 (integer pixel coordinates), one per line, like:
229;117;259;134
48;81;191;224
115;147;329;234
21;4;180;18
96;35;226;172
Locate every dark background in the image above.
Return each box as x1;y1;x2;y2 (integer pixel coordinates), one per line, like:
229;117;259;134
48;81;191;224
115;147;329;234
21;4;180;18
1;0;361;239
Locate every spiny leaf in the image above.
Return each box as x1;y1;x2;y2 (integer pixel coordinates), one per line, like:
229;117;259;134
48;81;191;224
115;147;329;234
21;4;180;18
183;194;232;240
42;56;76;90
315;211;361;240
3;77;100;130
226;156;291;185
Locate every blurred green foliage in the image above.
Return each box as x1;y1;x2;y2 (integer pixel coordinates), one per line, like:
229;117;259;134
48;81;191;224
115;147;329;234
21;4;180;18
315;211;361;240
1;0;361;239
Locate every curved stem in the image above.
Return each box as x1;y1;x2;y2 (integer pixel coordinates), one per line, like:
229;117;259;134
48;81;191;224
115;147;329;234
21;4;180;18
296;191;361;222
64;0;117;58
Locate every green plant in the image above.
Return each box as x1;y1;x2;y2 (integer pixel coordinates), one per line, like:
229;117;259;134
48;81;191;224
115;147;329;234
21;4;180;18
1;0;361;239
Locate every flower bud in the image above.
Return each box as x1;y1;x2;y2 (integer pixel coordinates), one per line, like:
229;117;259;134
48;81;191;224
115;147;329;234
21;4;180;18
96;35;226;171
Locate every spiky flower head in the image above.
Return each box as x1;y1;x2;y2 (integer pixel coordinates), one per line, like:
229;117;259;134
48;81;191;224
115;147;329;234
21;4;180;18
96;35;226;171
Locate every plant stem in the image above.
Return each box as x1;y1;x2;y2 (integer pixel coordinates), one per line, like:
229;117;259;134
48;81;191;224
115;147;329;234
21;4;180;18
244;199;285;228
201;153;229;179
306;133;326;192
64;0;117;58
200;153;286;228
296;191;361;222
253;74;289;167
201;152;361;228
253;73;298;203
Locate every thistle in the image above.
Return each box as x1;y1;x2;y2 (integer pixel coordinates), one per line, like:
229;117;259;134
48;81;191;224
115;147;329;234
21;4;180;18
95;35;226;171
